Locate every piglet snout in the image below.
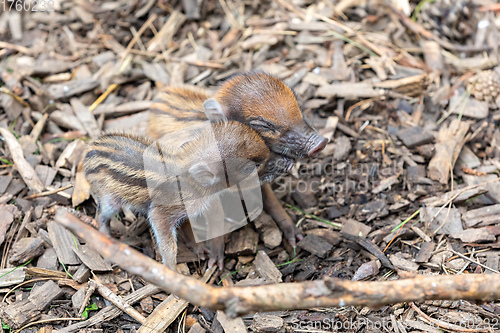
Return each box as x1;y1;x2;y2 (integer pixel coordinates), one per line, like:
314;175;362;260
308;136;328;157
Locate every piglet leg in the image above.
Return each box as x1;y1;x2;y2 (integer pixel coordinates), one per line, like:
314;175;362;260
96;195;121;235
262;183;303;247
179;221;210;260
180;214;225;269
148;207;179;271
204;198;225;270
207;236;225;270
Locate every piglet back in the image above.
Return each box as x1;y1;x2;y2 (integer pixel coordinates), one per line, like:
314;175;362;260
83;133;155;207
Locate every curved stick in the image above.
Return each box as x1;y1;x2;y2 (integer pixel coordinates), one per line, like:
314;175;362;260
54;209;500;318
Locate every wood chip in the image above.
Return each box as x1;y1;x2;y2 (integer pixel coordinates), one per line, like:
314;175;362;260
428;119;469;184
484;254;499;274
423;186;488;207
72;264;91;284
397;126;434;148
355;199;389;221
352;260;380;281
72;244;112;272
332;135;351;161
316;82;383;100
463;204;500;228
37;247;59;271
250;313;284;332
147;11;186;52
297;234;333;258
93;100;154;118
421;207;463;236
254;250;282;283
47;221;81;265
0;280;63;329
372;174;400;194
341;219;371;241
415;242;435;263
304;228;341;245
225;227;259;256
70;98;100;139
451;228;496;243
463;174;500;204
254;213;282;249
356;237;394;270
215;311;247;333
291;185;318;209
389;252;419;272
47;78;99;100
0;267;25;287
140;296;154;314
0;128;44;193
450;94;489;119
9;237;45;265
0;204;17;247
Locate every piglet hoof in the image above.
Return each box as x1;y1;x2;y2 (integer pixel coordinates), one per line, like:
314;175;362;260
195;245;211;261
276;217;302;248
207;236;225;270
207;256;224;271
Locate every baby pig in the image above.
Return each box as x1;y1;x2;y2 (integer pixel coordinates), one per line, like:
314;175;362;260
83;121;269;271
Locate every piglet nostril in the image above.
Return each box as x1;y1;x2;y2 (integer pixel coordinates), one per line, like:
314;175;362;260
308;137;328;157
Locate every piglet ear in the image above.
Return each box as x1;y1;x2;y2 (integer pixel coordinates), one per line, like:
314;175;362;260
189;162;218;186
203;98;228;122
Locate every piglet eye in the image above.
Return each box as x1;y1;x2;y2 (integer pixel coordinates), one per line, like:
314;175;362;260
242;162;256;173
249;119;275;132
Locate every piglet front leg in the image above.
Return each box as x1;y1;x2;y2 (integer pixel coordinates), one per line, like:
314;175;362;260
148;206;180;271
207;235;225;270
262;183;303;247
179;218;225;270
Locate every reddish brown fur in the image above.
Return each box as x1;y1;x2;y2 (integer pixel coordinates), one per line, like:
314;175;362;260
215;72;303;129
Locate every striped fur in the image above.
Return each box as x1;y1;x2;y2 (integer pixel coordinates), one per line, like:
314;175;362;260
148;85;211;139
83;123;269;270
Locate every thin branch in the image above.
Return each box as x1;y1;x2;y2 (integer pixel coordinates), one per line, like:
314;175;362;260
54;209;500;318
449;249;500;274
25;184;74;199
93;279;146;323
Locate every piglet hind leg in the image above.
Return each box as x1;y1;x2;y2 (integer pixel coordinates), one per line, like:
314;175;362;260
96;195;121;235
207;235;225;270
262;183;303;247
179;221;210;260
179;220;223;269
148;207;179;271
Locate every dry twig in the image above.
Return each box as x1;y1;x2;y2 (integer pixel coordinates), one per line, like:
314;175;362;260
54;209;500;318
93;279;146;324
25;184;74;200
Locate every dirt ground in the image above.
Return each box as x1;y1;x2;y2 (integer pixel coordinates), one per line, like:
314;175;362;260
0;0;500;332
